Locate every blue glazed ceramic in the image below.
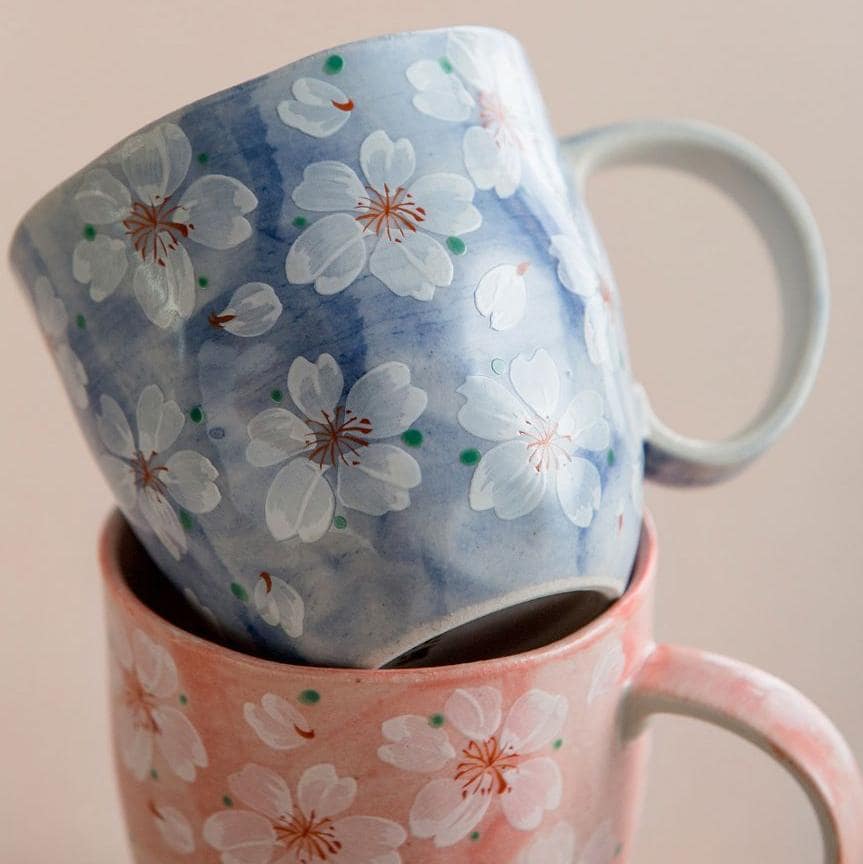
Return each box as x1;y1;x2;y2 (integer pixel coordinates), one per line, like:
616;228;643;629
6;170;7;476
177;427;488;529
11;26;827;666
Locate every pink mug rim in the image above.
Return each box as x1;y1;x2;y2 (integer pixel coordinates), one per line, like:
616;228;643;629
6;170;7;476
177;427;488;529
100;510;657;681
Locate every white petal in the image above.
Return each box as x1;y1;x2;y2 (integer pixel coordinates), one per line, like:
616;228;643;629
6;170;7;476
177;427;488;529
549;233;599;297
445;687;502;740
463;125;502;193
408;172;481;236
153;705;208;781
456;376;531;441
202;810;276;862
228;763;293;821
101;455;136;510
580;820;618;864
246;408;312;467
73;236;129;301
555;457;602;528
32;276;67;338
510;349;560;420
360;130;415;191
178;174;257;249
287;353;344;420
445;30;489;89
253;575;304;637
117;709;153;780
336;444;420;516
558;391;610;452
164;450;220;514
406;59;474;122
409;778;491;847
378;715;456;773
140;487;187;559
501;757;562;831
136;384;184;454
132;629;178;697
153;805;195;855
265;459;335;543
214;282;282;337
369;231;452;300
331;816;406;861
297;763;356;820
493;140;522;198
74;168;131;224
133;246;196;328
55;343;89;410
121;122;191;202
584;294;614;369
501;690;568;753
588;637;625;704
474;263;527;331
97;394;134;457
469;440;546;520
285;213;366;295
517;821;577;864
244;693;313;750
345;361;427;439
292;161;366;212
278;78;353;138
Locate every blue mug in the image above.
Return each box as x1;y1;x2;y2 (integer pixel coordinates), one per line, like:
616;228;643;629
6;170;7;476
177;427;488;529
11;26;827;666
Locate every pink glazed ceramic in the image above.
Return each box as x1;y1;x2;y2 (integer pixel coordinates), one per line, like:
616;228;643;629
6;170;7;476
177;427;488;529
102;512;863;863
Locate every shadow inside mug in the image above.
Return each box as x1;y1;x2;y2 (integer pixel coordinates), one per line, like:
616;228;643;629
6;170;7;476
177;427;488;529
118;522;620;669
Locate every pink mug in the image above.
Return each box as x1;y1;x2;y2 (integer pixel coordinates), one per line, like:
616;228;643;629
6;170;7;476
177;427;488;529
102;511;863;863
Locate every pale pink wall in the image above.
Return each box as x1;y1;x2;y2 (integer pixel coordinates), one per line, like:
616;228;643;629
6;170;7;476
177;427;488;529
1;2;860;861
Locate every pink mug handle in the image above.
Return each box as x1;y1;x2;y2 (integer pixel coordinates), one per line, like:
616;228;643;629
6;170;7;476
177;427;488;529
625;644;863;861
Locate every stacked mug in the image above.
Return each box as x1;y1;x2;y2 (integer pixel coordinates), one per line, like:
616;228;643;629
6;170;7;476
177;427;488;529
12;25;862;864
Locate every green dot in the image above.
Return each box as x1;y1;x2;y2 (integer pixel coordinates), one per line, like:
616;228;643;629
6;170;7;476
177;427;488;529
607;449;615;466
83;224;96;241
446;236;466;255
230;582;249;602
222;794;234;808
197;152;209;164
324;54;344;74
333;515;347;530
553;738;563;750
150;768;158;780
270;388;284;403
299;689;320;705
75;314;87;330
292;216;308;228
459;448;481;466
401;428;423;447
439;57;454;73
197;276;209;288
189;405;204;424
179;692;188;706
470;831;480;841
428;713;445;728
490;358;505;375
614;842;623;858
179;509;193;531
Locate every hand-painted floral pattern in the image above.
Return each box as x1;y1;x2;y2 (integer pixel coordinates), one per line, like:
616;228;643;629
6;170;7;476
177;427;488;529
457;349;610;527
514;820;576;864
246;353;426;542
378;687;568;847
151;803;196;854
474;262;530;331
72;122;257;328
97;384;221;559
203;762;407;864
278;77;355;138
251;570;305;636
31;275;88;409
208;282;283;337
244;693;315;750
109;621;207;782
577;820;619;864
406;31;535;198
286;129;481;300
587;636;625;705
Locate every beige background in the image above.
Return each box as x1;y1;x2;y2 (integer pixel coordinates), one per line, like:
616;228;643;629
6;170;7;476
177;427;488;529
1;1;861;861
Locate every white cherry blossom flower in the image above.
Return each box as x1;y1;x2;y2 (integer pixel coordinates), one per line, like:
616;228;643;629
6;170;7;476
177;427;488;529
203;762;406;864
72;122;257;328
109;621;207;782
97;384;221;559
457;349;609;528
474;262;530;331
244;692;315;750
587;636;626;704
208;282;283;337
249;570;305;636
151;803;196;855
246;353;426;543
31;276;88;409
378;687;568;847
286;129;481;301
278;77;355;138
515;820;577;864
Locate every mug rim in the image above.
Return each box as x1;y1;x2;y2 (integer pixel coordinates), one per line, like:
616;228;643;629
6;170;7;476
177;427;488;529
100;509;657;680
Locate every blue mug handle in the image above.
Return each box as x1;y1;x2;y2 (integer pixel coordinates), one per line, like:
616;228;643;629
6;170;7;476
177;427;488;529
561;120;829;485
